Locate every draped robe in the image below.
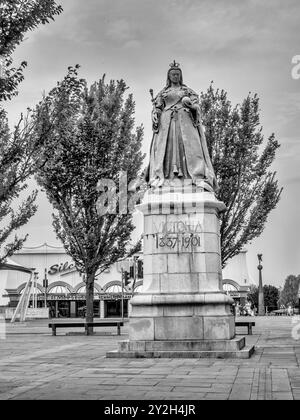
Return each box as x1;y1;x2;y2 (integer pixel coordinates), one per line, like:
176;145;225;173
146;85;218;191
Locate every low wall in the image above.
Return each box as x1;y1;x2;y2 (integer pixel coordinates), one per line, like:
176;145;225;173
5;308;49;320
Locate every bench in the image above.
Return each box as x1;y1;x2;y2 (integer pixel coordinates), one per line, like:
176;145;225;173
235;321;255;335
48;321;123;336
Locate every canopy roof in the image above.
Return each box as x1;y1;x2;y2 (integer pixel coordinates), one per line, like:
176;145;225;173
0;258;33;274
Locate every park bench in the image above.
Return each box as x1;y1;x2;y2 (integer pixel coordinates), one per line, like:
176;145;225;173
235;321;255;335
48;321;123;336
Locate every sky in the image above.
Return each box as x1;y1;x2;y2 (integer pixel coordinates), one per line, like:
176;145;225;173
3;0;300;288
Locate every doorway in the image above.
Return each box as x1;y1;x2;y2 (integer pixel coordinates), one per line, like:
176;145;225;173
105;300;128;318
57;301;70;318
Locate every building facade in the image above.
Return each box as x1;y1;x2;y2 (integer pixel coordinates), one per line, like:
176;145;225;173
222;250;252;306
1;244;252;318
1;244;143;319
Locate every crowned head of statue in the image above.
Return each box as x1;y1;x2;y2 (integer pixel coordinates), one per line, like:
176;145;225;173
166;60;184;88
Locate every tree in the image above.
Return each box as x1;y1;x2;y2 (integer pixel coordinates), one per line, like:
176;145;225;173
264;285;280;310
0;109;38;263
0;0;62;262
0;0;63;101
247;285;258;307
279;275;300;308
248;284;279;311
34;67;145;332
200;85;282;266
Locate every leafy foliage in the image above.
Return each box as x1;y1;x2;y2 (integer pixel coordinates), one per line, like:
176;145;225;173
0;109;38;263
0;57;27;102
248;284;280;310
279;275;300;308
34;67;145;325
200;84;282;266
0;0;62;262
0;0;63;100
0;0;62;263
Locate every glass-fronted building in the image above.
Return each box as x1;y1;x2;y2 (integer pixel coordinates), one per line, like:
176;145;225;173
1;244;251;319
1;244;143;319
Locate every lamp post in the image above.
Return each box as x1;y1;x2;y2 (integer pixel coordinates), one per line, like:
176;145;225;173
257;254;265;316
132;256;139;296
121;268;124;321
43;268;48;309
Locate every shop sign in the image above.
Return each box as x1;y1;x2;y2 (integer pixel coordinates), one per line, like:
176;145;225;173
37;293;132;301
48;262;75;276
228;291;241;297
102;293;132;301
38;294;86;301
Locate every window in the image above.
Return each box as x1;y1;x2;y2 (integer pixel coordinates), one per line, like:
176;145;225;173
76;286;100;299
223;283;239;293
106;285;122;293
48;285;70;294
134;285;143;294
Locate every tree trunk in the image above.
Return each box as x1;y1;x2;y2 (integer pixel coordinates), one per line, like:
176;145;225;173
86;271;95;335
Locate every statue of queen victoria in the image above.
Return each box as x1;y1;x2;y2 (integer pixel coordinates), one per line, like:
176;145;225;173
107;63;255;360
145;61;218;192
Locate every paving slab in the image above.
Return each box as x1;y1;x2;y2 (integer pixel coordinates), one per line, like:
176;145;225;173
1;316;300;399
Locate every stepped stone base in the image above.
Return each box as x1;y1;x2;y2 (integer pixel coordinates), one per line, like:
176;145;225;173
106;188;255;360
106;338;255;359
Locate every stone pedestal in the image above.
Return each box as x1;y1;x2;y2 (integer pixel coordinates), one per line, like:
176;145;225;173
107;184;254;358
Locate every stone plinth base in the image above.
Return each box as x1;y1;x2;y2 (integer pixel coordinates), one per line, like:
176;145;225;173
128;293;235;341
107;186;255;359
106;337;255;359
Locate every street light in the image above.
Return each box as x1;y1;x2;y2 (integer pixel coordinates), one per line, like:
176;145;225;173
43;268;48;310
257;254;265;316
121;269;130;320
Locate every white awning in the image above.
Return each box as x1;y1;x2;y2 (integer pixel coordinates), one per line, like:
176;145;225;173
0;258;33;274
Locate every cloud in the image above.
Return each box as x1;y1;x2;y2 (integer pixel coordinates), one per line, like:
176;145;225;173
5;0;300;286
106;18;136;43
123;40;141;49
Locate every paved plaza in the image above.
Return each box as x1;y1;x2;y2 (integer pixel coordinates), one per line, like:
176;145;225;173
0;316;300;400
